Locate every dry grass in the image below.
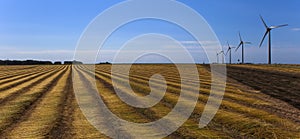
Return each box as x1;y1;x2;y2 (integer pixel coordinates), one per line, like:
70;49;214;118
0;66;67;133
6;66;70;138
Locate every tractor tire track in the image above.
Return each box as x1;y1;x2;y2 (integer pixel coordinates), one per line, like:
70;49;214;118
48;66;75;138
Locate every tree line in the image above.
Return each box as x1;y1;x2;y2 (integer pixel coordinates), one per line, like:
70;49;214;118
0;60;83;65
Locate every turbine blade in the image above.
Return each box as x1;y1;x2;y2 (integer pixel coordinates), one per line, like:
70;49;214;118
227;41;230;47
235;42;242;51
226;41;231;55
239;32;242;42
245;42;251;44
259;31;269;47
260;15;268;29
270;24;288;29
226;48;230;56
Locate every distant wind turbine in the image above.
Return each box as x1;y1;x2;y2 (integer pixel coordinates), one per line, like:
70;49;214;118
226;41;235;64
235;32;251;64
259;15;288;64
218;46;225;64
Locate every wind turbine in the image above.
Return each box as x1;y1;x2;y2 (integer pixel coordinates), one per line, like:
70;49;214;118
226;42;235;64
218;46;225;64
235;32;251;64
259;15;288;64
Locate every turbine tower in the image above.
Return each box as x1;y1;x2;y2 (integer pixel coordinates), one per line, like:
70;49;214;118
235;32;251;64
259;15;288;64
216;52;219;64
226;42;235;64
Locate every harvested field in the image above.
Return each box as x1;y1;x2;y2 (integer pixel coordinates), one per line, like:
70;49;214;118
0;64;299;138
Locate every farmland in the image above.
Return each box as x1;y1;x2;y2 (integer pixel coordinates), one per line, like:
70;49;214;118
0;64;299;138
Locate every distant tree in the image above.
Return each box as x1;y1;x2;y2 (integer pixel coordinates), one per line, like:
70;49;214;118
0;60;53;65
64;60;83;65
54;61;62;65
0;60;5;65
98;62;112;65
64;61;73;65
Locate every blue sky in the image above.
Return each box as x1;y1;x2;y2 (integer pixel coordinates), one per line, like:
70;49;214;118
0;0;299;63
